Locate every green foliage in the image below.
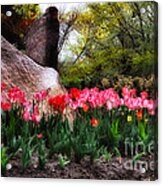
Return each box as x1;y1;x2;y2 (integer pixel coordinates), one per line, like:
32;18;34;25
1;109;21;153
1;101;157;172
71;117;100;163
99;147;111;162
13;4;41;20
138;121;148;141
11;4;41;40
20;136;36;170
46;117;72;158
58;154;70;170
60;1;157;88
37;139;46;169
1;146;12;174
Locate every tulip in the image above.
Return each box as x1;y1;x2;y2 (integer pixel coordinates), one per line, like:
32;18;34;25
137;109;143;120
1;101;12;111
82;104;89;112
130;89;137;97
48;95;66;113
22;111;31;122
34;90;47;102
7;87;26;104
140;91;148;100
127;115;132;122
37;133;43;139
1;83;6;92
32;113;41;124
91;118;100;127
106;101;112;110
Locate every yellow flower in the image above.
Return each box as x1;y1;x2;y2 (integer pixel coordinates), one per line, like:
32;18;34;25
127;115;132;122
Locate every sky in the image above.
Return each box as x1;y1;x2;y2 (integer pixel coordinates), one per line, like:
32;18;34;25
39;3;86;13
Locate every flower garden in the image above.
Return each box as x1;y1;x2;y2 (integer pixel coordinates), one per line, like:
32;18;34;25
1;82;158;179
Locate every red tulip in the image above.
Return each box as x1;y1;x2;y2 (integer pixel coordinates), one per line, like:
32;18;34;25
82;104;89;112
1;83;6;92
91;118;100;127
1;101;12;111
137;109;143;120
69;88;81;100
48;95;66;113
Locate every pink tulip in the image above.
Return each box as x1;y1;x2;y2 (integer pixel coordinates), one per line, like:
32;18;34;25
1;95;5;102
32;113;41;124
37;133;43;139
7;87;26;103
106;101;112;110
34;105;39;113
140;91;148;100
69;101;78;110
22;101;32;111
130;89;137;97
149;109;155;115
22;111;31;122
34;90;47;102
147;100;154;111
90;87;99;94
120;98;124;106
142;99;148;108
88;96;97;108
122;86;130;97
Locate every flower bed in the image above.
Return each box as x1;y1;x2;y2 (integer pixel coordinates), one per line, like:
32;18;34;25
1;83;158;177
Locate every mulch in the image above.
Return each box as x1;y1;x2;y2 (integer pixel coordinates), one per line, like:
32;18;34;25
3;154;157;180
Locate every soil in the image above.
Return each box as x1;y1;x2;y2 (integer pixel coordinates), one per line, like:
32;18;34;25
2;154;157;180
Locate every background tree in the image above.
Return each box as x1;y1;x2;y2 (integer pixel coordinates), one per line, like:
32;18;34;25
1;4;41;49
60;1;157;89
